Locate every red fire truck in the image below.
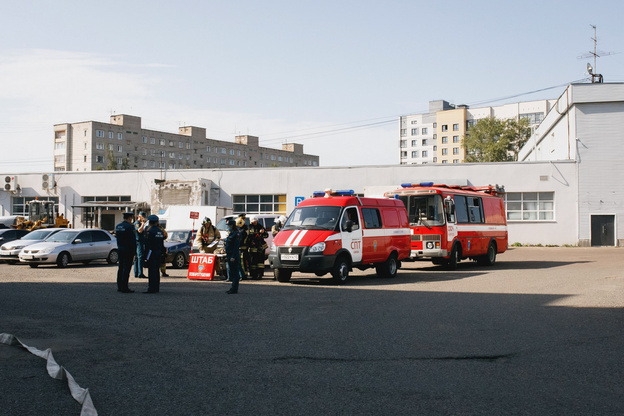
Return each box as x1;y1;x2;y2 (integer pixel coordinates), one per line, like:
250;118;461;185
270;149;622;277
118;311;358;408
384;183;508;269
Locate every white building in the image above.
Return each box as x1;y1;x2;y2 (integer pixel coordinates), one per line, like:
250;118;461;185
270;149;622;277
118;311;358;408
1;82;622;247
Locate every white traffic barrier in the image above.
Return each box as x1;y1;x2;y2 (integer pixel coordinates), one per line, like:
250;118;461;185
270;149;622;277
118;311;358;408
0;333;97;416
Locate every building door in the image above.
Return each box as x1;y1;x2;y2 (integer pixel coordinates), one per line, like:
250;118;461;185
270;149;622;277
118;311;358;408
590;214;615;246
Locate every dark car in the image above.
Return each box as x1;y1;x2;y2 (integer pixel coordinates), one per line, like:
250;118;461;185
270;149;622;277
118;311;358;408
0;229;30;250
165;229;196;269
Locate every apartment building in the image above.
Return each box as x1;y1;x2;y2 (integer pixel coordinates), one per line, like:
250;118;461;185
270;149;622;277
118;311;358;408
400;99;555;165
53;114;319;172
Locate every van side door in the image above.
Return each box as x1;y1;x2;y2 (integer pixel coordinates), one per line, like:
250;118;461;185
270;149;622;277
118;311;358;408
340;206;363;264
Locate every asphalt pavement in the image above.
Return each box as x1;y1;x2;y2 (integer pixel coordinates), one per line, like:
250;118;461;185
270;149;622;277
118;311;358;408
1;247;623;415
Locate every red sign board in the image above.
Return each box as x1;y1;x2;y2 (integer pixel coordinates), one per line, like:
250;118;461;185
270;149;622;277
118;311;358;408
190;211;200;219
187;253;216;280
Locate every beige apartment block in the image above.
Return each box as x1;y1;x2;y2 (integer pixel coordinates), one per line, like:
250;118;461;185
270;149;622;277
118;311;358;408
400;99;555;165
53;114;319;172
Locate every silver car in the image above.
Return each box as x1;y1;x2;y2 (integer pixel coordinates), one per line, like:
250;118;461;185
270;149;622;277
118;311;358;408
0;228;65;264
19;229;119;268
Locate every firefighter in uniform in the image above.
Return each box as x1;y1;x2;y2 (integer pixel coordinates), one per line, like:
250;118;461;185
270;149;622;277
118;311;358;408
194;217;221;274
236;216;249;279
144;215;165;294
272;215;287;237
247;215;269;279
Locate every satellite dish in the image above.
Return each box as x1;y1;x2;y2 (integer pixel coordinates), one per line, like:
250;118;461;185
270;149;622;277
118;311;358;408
587;63;593;74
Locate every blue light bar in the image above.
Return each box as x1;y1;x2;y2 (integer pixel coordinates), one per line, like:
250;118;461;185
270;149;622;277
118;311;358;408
401;182;434;188
312;191;325;197
334;189;355;196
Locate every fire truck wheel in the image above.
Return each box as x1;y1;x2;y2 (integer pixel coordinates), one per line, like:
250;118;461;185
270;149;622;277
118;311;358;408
445;244;461;271
376;253;398;278
478;242;497;266
57;252;70;268
331;256;350;284
274;268;292;282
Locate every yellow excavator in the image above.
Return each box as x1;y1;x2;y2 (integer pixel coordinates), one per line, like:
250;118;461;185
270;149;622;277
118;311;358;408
13;200;70;231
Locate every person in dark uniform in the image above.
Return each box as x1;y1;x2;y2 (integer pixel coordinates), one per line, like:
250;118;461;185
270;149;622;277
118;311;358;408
116;212;137;293
134;211;148;279
144;215;165;294
225;219;242;294
247;215;268;279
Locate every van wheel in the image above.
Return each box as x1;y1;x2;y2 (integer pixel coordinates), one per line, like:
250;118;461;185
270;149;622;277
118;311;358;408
331;256;350;284
57;252;70;268
376;253;398;278
478;242;497;266
274;268;292;282
445;244;460;271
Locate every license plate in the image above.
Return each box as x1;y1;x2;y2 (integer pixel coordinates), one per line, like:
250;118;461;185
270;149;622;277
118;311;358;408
280;254;298;261
21;255;32;260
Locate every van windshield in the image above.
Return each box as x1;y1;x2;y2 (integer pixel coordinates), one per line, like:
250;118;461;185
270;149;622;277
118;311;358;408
283;206;341;231
399;194;445;227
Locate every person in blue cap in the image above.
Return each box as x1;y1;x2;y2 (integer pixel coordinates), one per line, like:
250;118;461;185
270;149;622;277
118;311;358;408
144;214;165;293
115;212;136;293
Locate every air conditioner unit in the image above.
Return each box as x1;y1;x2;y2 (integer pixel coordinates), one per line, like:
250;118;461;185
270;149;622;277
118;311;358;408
4;175;17;192
42;173;55;190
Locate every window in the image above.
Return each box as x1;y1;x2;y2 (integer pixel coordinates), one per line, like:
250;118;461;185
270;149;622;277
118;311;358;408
453;147;459;155
150;138;156;144
117;133;123;140
441;125;448;132
11;196;59;216
400;140;407;148
433;123;437;128
422;150;428;157
159;139;165;146
117;145;122;152
151;161;156;168
442;136;448;143
117;157;123;165
412;151;418;158
55;142;65;150
142;136;147;143
142;149;147;155
96;143;104;150
143;160;148;167
232;194;287;214
453;123;459;131
96;155;104;163
108;144;114;151
411;140;417;147
505;192;554;221
362;208;382;228
220;148;226;154
83;155;87;162
442;148;448;155
179;154;183;159
169;152;175;158
229;149;234;155
454;195;483;223
96;130;104;137
453;159;459;163
453;136;459;143
422;127;428;135
422;139;428;146
519;112;544;125
187;143;191;150
109;132;114;139
179;141;183;149
433;146;437;151
401;151;407;158
411;128;418;135
206;146;211;152
411;120;417;124
433;157;437;162
442;160;448;164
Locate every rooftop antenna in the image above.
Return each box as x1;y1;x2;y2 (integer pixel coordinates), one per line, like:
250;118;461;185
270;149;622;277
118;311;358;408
577;24;615;82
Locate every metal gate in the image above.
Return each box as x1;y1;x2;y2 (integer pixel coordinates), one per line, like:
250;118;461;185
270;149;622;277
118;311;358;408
590;214;615;246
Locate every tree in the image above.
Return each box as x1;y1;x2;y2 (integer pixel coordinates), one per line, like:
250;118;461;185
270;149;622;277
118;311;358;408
105;149;130;170
462;117;531;162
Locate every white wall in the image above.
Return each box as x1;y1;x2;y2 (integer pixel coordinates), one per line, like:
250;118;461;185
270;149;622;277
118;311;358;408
0;161;578;246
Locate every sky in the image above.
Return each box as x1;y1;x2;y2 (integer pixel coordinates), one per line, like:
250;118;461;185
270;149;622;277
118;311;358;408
1;0;623;173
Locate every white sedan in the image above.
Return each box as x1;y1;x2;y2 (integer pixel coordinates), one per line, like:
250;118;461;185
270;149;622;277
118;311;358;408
19;229;119;268
0;228;65;264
